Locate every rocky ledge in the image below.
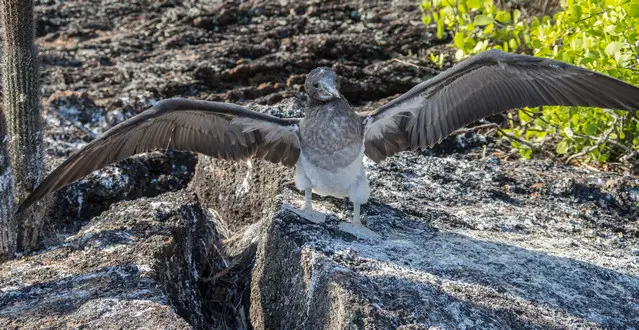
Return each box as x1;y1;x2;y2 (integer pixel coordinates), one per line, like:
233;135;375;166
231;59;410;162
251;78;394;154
0;191;211;329
250;152;639;329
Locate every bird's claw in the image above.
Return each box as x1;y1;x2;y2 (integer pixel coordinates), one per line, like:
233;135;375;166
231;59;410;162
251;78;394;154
283;204;326;224
338;222;381;240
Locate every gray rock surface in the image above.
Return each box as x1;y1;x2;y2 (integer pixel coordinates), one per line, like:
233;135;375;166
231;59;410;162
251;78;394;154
0;0;635;329
0;191;210;328
250;149;639;329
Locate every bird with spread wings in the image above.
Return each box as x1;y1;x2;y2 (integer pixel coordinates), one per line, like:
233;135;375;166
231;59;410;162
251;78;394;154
16;50;639;239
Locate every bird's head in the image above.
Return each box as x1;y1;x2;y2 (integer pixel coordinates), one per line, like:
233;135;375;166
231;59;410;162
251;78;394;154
305;67;340;101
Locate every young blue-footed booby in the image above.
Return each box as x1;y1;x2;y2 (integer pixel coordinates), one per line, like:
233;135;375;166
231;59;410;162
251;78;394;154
15;50;639;239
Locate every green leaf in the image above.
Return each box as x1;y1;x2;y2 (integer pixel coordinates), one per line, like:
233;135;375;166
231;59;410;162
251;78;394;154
570;4;582;19
570;114;580;126
605;41;624;56
467;0;482;9
483;22;494;34
625;3;639;17
473;39;488;52
532;16;541;27
518;109;531;122
474;15;493;26
487;4;497;15
454;33;465;48
556;140;570;154
519;147;533;159
532;39;542;49
579;57;594;65
570;38;583;50
508;38;518;50
441;6;455;17
513;9;521;23
616;52;633;66
437;18;445;39
495;11;511;23
584;123;598;135
463;37;476;49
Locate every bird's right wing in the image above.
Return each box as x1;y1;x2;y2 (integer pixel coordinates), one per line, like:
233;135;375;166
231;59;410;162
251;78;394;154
363;50;639;162
17;98;301;213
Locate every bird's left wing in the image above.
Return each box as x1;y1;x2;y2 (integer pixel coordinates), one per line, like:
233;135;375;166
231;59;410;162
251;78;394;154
362;50;639;162
17;98;301;213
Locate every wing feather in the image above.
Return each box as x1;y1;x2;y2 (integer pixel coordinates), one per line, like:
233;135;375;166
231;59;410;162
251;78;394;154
363;50;639;162
17;98;301;214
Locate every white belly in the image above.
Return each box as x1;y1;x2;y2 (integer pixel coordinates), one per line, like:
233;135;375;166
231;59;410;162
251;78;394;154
294;148;370;203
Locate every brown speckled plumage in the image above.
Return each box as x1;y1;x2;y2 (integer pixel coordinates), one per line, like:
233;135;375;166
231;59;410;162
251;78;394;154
300;98;363;170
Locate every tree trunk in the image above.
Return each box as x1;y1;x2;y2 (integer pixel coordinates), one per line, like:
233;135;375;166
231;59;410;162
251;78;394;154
0;0;46;251
0;110;16;260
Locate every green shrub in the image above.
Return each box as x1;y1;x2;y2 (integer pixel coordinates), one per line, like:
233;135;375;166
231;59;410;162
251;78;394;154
421;0;639;165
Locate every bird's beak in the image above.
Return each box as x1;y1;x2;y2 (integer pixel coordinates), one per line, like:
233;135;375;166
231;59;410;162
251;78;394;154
324;85;340;99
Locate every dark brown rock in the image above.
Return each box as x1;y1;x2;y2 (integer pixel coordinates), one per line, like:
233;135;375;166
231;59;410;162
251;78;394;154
35;0;439;108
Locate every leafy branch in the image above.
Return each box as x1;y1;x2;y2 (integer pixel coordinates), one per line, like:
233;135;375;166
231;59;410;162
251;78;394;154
422;0;639;169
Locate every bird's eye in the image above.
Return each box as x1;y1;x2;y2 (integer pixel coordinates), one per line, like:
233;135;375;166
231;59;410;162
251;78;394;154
313;82;319;88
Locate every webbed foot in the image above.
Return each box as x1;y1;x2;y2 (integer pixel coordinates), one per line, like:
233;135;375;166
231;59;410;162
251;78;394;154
283;204;326;224
338;221;381;240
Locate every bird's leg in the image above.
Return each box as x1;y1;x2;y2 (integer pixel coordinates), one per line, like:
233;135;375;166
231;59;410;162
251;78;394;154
303;188;312;211
338;202;380;240
352;201;361;224
300;188;326;223
285;188;326;224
